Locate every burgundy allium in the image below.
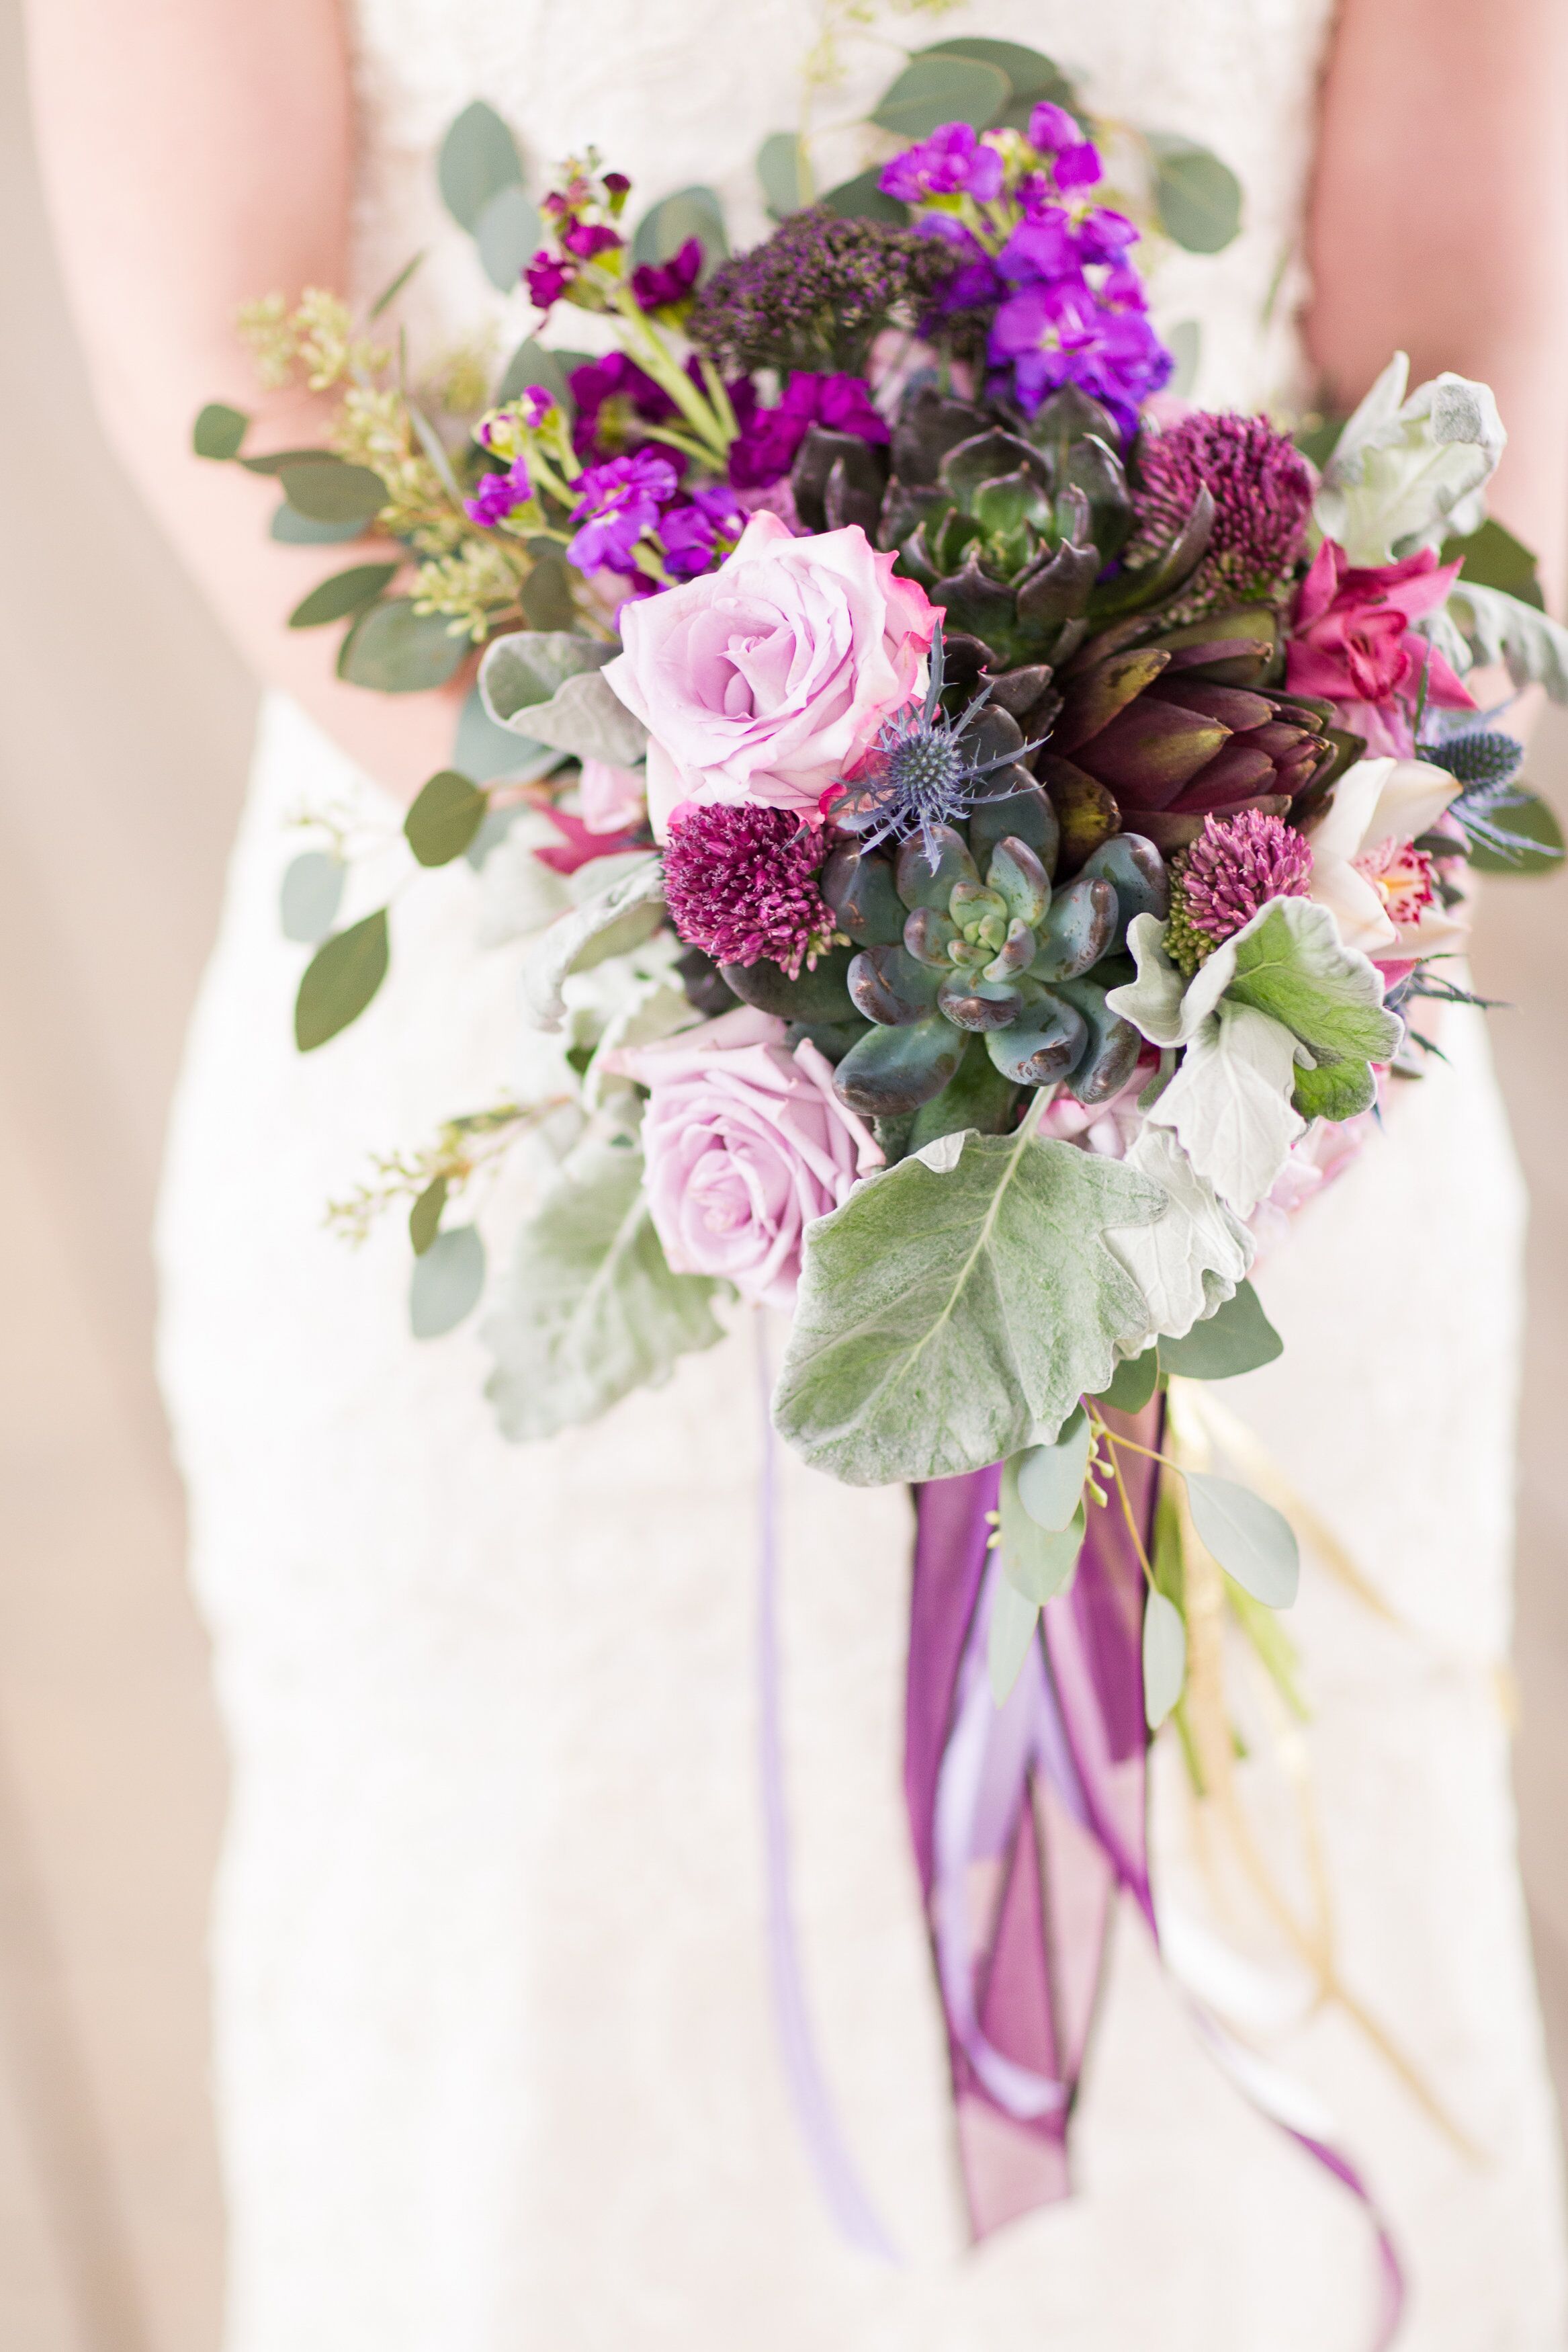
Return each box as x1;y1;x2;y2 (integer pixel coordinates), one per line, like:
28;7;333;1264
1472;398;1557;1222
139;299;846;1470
632;237;703;312
1173;810;1313;966
463;456;531;527
1130;412;1315;621
567;450;679;575
687;207;959;377
662;804;834;978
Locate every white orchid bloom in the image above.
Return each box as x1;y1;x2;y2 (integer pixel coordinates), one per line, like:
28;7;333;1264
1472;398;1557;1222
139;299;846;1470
1303;755;1468;958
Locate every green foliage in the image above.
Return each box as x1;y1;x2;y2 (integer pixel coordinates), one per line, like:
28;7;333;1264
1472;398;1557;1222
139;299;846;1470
404;769;489;866
1094;1347;1160;1413
1184;1471;1299;1607
871;54;1008;138
270;503;363;546
818;163;906;224
523;857;666;1025
773;1125;1164;1484
988;1576;1041;1705
279;850;345;944
408;1175;448;1257
338;599;469;692
1157;1279;1281;1380
294;909;390;1051
1462;787;1566;876
276;456;388;526
631;185;728;269
1142;1588;1186;1728
1292;1056;1377;1121
476;183;544;292
484;1139;726;1439
496;339;588;411
914;37;1078;132
287;562;398;629
1145;132;1243;254
453;684;561;791
998;1469;1085;1605
519;550;578;632
756;132;810;219
1441;517;1544;611
480;629;615;718
193;402;249;460
410;1223;486;1338
367;251;427;319
1014;1404;1092;1530
438;100;524;233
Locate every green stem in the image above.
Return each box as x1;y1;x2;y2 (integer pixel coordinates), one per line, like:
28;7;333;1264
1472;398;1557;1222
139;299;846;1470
609;288;732;461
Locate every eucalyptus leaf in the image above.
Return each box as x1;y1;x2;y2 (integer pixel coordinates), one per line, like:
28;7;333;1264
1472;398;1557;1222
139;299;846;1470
757;131;810;218
871;54;1010;139
773;1128;1165;1485
410;1223;486;1339
404;769;489;866
1146;132;1242;254
408;1175;447;1257
524;856;666;1027
1166;319;1202;401
1000;1474;1086;1606
631;185;728;269
476;182;543;291
1185;1471;1299;1607
1158;1278;1282;1380
916;37;1078;130
438;99;524;233
483;1137;725;1438
294;909;389;1051
287;562;398;630
453;683;563;791
1095;1348;1160;1413
279;850;345;944
818;165;907;224
277;457;388;526
1142;1588;1186;1728
1015;1404;1091;1531
338;599;468;693
271;503;364;546
496;339;577;411
193;402;248;460
988;1577;1041;1707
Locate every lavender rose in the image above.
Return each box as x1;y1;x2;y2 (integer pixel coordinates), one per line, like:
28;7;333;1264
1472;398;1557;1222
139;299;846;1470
607;1006;883;1307
603;511;936;838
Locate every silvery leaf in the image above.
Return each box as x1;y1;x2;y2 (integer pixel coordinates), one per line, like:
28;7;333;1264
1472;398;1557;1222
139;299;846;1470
1316;361;1506;565
1185;1471;1299;1607
515;668;650;765
479;629;617;721
482;1137;725;1439
1108;898;1401;1069
1142;1589;1186;1728
523;855;666;1028
1104;1123;1256;1333
773;1127;1165;1485
1015;1404;1092;1531
988;1577;1041;1708
1145;1002;1305;1218
1000;1480;1086;1607
1443;581;1568;704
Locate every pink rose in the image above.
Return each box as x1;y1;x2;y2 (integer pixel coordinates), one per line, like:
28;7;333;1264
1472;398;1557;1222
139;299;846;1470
603;512;936;839
607;1005;883;1308
1286;540;1474;754
579;757;647;834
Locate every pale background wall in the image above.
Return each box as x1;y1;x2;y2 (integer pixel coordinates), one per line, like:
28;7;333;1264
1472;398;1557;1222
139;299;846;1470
2;5;1567;2344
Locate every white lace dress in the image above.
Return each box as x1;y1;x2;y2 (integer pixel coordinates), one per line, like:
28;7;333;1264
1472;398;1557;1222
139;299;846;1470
155;4;1568;2345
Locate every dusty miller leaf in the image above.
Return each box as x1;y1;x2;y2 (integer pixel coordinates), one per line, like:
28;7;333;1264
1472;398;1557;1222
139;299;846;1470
482;1138;725;1439
523;855;666;1028
772;1128;1165;1485
1145;1002;1305;1218
410;1224;486;1339
1316;355;1506;564
1105;1122;1257;1331
1443;581;1568;704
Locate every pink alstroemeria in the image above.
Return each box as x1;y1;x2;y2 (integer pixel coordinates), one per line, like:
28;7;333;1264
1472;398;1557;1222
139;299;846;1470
1286;540;1474;755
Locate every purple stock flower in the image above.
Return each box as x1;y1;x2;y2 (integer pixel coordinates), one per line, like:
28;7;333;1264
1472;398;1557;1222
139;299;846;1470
658;483;746;579
567;450;679;575
562;219;621;261
726;371;889;491
879;122;1003;204
566;351;680;456
632;237;703;311
525;251;575;310
463;456;532;528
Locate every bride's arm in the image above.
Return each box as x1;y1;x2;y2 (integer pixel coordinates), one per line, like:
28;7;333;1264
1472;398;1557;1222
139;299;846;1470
23;0;460;798
1309;0;1568;605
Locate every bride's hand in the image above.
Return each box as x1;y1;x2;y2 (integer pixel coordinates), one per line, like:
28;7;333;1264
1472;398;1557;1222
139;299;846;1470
23;0;462;805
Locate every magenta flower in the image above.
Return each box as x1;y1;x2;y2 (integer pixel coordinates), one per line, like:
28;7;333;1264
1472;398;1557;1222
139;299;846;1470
607;1007;882;1309
525;251;574;309
463;456;531;528
567;450;680;576
880;122;1002;204
657;483;747;579
1027;100;1102;189
1287;540;1475;753
632;237;703;312
1181;810;1313;945
726;370;888;490
562;219;621;261
662;802;834;976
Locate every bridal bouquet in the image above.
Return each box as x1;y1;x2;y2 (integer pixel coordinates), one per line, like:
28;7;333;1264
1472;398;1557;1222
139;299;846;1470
199;36;1565;2316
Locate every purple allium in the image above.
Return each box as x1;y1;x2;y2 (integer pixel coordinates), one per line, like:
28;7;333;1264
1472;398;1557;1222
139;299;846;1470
632;236;703;312
1129;411;1316;620
880;122;1004;204
567;450;679;576
687;207;959;378
525;250;575;310
658;483;746;579
1174;810;1313;963
726;370;888;491
463;456;531;528
661;804;834;978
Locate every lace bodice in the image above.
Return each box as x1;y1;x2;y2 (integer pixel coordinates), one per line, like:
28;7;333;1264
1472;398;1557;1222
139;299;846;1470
347;0;1337;414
